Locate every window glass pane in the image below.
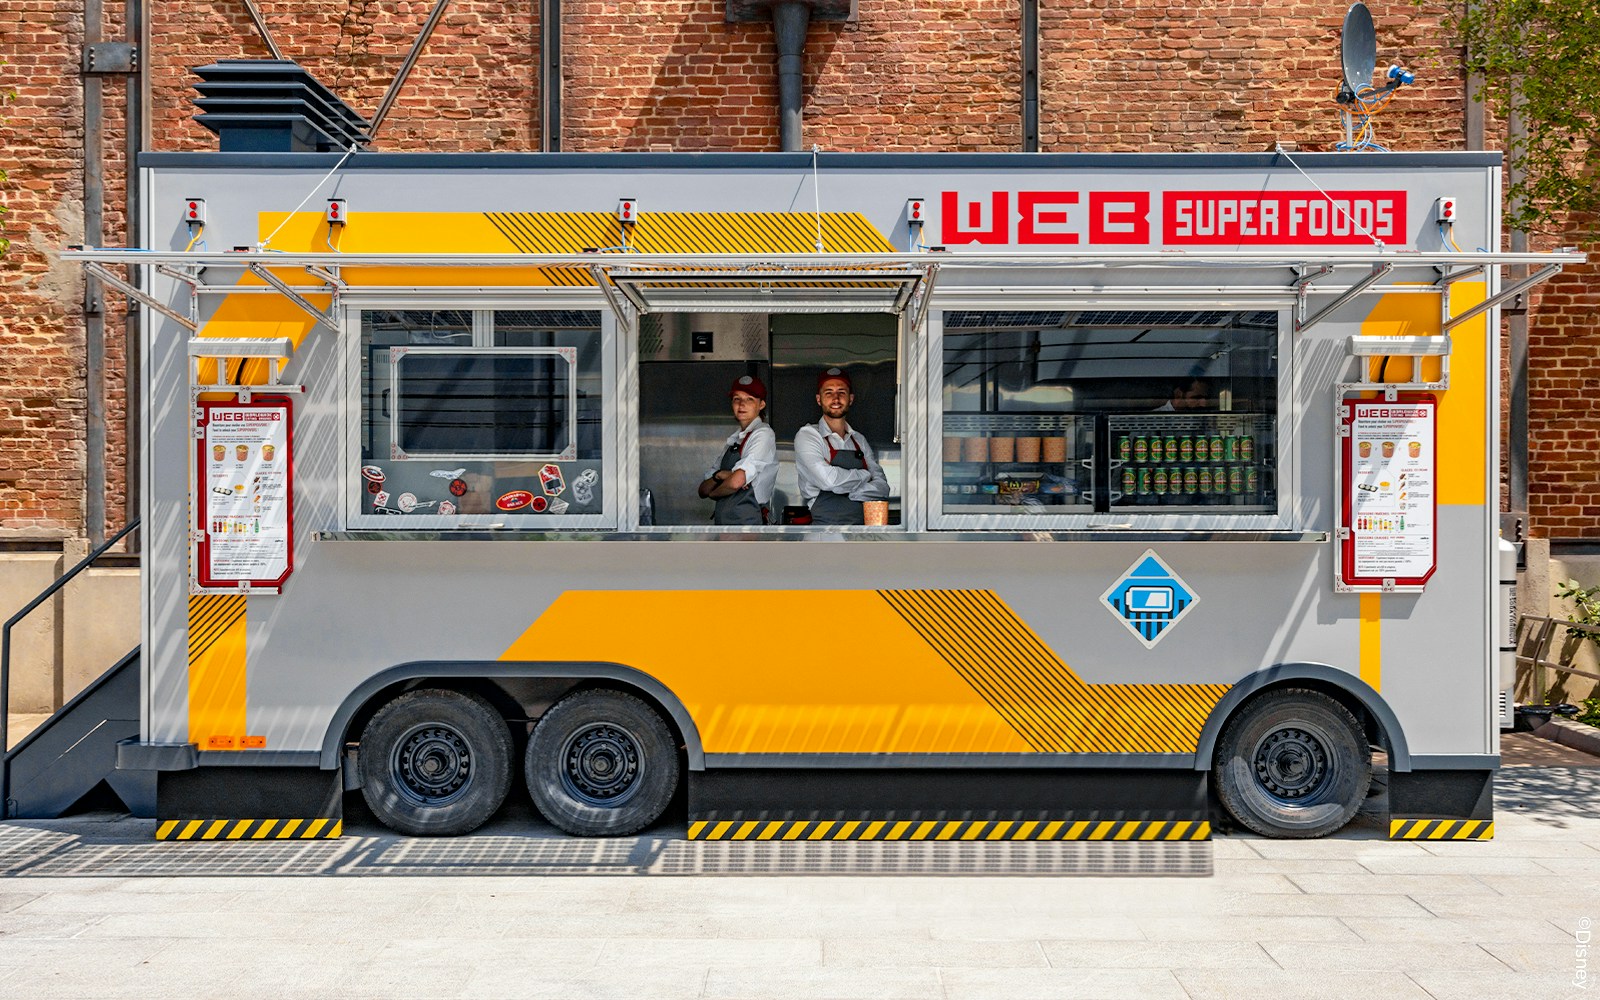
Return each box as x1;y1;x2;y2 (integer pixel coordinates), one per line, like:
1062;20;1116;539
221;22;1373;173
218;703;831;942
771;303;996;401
394;352;571;457
359;309;605;523
940;309;1278;518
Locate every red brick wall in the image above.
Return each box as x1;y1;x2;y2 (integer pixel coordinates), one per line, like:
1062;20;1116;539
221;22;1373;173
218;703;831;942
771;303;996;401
5;0;1600;538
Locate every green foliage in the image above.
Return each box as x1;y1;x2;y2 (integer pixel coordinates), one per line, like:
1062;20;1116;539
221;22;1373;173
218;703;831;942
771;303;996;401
1440;0;1600;234
1555;578;1600;645
1578;696;1600;728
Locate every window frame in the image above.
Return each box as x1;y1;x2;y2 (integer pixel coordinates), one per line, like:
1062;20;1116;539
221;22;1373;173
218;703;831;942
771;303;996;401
344;297;618;531
387;345;579;462
924;301;1301;533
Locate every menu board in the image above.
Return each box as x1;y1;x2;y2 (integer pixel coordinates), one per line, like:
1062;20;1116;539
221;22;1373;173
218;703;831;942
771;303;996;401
1340;397;1436;589
195;397;294;590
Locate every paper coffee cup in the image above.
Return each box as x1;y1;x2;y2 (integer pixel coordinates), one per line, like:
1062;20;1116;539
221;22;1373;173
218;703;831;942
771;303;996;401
863;500;889;526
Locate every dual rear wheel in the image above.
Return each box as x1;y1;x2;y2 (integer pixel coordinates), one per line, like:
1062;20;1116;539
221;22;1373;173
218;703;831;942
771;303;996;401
360;688;679;837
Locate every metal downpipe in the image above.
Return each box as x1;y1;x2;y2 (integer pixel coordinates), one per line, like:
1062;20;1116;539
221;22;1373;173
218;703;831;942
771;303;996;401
773;2;810;152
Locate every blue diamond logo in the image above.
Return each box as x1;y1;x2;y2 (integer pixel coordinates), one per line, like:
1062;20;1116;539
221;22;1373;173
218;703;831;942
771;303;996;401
1100;550;1199;648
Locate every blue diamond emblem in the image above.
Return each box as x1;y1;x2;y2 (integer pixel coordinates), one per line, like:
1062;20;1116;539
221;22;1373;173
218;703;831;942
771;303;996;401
1100;550;1199;648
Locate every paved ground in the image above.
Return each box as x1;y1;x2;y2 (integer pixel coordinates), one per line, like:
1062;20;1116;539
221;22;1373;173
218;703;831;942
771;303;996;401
0;730;1595;999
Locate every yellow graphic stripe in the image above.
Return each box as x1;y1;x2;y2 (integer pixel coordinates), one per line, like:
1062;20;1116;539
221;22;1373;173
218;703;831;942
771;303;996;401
1359;593;1382;692
187;595;248;750
689;819;1210;841
1359;284;1486;505
155;819;342;840
879;590;1230;754
1388;818;1493;841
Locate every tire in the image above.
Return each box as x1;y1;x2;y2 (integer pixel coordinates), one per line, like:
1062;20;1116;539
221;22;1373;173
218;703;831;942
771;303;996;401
526;689;681;837
1212;688;1371;839
359;688;513;837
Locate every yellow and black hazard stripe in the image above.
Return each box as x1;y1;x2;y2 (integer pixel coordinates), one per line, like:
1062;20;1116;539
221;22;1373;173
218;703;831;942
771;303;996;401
1388;818;1493;840
688;819;1210;841
155;818;342;841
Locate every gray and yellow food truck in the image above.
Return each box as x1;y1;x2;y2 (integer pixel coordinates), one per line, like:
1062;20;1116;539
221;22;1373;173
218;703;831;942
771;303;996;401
66;148;1579;842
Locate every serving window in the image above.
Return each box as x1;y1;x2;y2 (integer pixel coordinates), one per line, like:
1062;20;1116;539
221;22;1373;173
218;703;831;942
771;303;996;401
356;308;609;526
936;308;1283;526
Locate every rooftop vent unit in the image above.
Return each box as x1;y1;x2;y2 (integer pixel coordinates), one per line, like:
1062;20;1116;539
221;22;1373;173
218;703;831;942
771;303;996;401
192;60;372;153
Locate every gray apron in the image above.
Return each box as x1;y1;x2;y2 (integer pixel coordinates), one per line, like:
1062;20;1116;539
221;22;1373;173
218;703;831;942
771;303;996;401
808;432;867;526
712;431;765;526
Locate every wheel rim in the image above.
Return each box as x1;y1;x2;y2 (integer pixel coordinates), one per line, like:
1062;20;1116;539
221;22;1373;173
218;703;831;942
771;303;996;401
391;723;474;805
1252;726;1333;802
559;722;643;807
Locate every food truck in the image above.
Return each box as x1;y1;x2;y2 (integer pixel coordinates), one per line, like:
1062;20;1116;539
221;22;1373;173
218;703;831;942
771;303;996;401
65;149;1579;842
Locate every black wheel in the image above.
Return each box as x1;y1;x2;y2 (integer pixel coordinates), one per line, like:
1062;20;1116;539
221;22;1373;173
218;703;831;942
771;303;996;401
526;689;680;837
1212;688;1371;839
359;688;513;837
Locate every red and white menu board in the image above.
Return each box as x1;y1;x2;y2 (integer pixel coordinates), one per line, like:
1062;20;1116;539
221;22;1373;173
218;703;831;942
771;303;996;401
196;397;294;590
1340;397;1436;589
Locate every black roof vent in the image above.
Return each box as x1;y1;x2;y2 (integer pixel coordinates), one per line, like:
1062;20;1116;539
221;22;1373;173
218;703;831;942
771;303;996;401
192;60;372;153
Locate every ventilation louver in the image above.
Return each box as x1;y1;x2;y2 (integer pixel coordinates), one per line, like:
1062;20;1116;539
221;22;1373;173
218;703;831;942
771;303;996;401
192;60;372;153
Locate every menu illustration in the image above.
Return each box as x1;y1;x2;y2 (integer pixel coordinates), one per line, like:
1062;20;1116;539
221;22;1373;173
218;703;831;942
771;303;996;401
197;399;293;588
1342;399;1436;587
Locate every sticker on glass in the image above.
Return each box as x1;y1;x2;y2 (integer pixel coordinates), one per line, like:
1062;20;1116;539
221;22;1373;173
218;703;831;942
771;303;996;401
1100;549;1199;649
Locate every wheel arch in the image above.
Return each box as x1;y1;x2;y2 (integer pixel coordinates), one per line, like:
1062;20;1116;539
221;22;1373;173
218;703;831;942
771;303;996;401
321;661;706;772
1195;662;1410;772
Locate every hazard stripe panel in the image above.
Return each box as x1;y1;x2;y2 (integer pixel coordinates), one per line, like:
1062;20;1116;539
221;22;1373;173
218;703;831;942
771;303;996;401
155;819;343;841
688;819;1210;841
1388;818;1494;841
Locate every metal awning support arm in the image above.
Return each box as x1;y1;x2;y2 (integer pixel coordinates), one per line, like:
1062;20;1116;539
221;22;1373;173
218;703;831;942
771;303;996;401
304;265;345;289
246;263;340;334
1445;262;1563;332
588;264;635;328
1296;262;1393;335
907;262;939;333
85;261;198;332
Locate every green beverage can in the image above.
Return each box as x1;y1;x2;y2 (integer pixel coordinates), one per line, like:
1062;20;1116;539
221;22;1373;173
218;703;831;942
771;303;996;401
1214;466;1227;492
1197;467;1212;493
1240;435;1254;461
1122;468;1135;494
1246;468;1259;493
1153;468;1168;493
1134;436;1148;463
1179;436;1194;462
1163;436;1178;462
1137;468;1151;494
1225;436;1239;461
1184;468;1198;493
1209;435;1224;461
1228;466;1243;494
1118;435;1131;461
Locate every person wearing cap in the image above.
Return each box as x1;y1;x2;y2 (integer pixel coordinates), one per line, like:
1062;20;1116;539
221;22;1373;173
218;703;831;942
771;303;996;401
698;374;778;525
793;367;889;525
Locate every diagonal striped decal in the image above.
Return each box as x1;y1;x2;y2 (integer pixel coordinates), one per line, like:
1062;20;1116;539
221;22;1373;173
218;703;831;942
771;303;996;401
155;818;342;841
187;595;246;663
1389;818;1493;840
689;819;1210;841
880;589;1230;754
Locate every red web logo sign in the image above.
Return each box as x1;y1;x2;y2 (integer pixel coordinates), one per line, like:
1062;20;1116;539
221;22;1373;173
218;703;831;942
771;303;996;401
939;190;1408;247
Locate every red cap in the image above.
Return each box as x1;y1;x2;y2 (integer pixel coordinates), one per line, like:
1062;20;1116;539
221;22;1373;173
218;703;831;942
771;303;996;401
729;374;767;400
817;367;852;391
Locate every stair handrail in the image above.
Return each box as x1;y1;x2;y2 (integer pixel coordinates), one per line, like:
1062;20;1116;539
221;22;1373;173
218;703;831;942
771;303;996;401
2;518;142;813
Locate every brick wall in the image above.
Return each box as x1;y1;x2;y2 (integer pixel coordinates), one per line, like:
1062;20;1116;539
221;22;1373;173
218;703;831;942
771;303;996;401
4;0;1599;537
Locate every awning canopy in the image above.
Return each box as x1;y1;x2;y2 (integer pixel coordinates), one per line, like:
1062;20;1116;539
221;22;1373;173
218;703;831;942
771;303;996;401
61;248;1585;335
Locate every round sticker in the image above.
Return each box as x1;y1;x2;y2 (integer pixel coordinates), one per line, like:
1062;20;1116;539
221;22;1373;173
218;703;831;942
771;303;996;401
360;465;385;483
496;490;535;511
397;492;418;512
530;495;549;513
438;500;457;516
449;478;468;497
367;479;382;495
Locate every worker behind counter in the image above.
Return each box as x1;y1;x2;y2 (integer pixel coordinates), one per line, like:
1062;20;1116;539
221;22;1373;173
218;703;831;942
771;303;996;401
1155;376;1213;412
794;367;889;526
698;374;778;525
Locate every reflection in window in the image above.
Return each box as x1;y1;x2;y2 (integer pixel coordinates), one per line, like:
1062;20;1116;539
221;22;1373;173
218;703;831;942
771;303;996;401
941;309;1278;517
358;310;605;522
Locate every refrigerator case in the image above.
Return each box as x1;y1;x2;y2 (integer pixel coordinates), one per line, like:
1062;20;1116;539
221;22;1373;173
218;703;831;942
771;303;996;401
1108;412;1274;512
940;413;1094;513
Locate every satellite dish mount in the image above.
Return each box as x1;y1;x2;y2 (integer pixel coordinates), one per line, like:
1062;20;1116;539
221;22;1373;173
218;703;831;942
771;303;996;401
1334;3;1415;151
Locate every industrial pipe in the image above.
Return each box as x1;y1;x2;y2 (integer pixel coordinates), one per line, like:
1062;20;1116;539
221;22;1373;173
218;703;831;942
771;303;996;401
773;2;810;152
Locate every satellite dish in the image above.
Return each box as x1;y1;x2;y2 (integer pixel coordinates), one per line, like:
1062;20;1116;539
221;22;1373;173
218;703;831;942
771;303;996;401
1341;3;1377;95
